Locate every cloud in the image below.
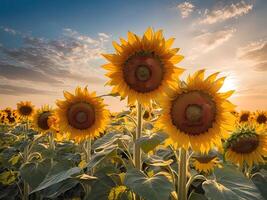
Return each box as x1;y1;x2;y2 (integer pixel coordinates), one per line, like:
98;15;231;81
0;28;108;86
0;62;63;84
238;40;267;71
0;84;56;96
177;1;195;18
199;1;253;25
0;26;18;35
189;28;235;59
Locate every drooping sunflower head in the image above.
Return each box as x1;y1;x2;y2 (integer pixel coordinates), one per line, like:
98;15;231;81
253;110;267;125
33;105;55;134
17;101;35;118
237;110;251;123
157;70;236;153
192;150;221;173
224;123;267;167
102;27;184;107
56;86;110;141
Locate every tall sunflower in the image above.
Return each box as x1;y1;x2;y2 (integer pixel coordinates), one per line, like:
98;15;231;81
225;123;267;167
157;70;235;153
33;105;55;134
253;111;267;125
17;101;35;118
102;27;184;106
56;86;110;141
192;151;221;173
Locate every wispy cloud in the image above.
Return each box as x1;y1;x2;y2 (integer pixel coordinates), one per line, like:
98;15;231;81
177;1;195;18
0;27;110;99
237;40;267;71
189;28;235;59
0;84;56;96
198;1;253;25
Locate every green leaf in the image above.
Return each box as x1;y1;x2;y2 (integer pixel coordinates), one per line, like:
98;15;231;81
144;155;173;167
202;165;265;200
93;131;130;150
40;179;79;198
0;170;19;185
88;173;116;200
86;144;117;170
31;166;81;193
188;192;207;200
124;168;173;200
251;171;267;199
136;131;168;153
8;154;20;165
20;159;51;189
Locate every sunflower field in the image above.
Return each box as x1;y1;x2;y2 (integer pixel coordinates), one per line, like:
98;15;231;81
0;28;267;200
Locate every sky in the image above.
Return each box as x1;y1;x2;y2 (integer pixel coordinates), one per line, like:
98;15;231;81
0;0;266;112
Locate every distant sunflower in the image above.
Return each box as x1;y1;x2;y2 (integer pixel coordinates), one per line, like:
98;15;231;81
253;111;267;125
225;123;267;167
238;111;251;123
56;86;110;141
157;70;235;153
102;27;184;106
2;108;17;125
0;111;7;124
17;101;35;118
33;105;55;134
192;152;221;173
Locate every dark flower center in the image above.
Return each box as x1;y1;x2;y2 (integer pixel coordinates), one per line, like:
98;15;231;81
240;113;249;122
257;114;266;124
171;91;216;136
20;106;33;116
231;135;259;154
67;102;95;130
123;52;163;93
38;111;51;130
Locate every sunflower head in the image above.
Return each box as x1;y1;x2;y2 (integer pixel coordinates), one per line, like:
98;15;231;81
253;110;267;125
224;123;267;167
33;105;56;134
17;101;35;118
2;108;17;125
192;150;221;173
237;111;251;123
0;110;8;124
157;70;236;153
56;86;110;141
102;27;184;107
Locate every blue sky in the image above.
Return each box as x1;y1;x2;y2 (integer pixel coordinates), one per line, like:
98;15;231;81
0;0;266;111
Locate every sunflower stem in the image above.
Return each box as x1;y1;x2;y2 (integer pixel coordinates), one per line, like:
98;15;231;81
48;132;55;166
23;117;29;200
134;102;142;171
178;148;187;200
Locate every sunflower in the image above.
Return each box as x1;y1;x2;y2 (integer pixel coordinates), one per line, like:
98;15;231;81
253;110;267;125
224;123;267;167
56;86;110;141
102;27;184;107
2;108;17;125
33;105;55;134
157;70;235;153
192;152;221;173
17;101;35;118
238;111;251;123
0;111;7;124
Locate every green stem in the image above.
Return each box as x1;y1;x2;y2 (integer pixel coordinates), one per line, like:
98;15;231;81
83;138;92;199
178;148;187;200
48;132;55;166
23;117;29;200
134;102;142;171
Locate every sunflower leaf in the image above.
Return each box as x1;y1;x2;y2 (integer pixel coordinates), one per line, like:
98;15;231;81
202;164;265;200
124;168;173;200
